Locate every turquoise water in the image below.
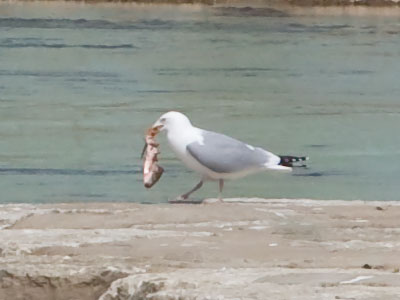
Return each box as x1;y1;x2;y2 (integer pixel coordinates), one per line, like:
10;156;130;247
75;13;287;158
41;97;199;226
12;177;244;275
1;3;399;203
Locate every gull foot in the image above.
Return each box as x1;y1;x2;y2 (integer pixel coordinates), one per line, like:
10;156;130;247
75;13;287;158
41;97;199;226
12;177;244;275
175;194;188;201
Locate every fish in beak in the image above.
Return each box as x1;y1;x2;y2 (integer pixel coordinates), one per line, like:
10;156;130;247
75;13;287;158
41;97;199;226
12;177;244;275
141;125;164;188
140;124;163;159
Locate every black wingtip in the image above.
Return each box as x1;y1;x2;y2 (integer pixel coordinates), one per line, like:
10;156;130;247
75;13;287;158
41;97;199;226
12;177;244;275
279;155;309;167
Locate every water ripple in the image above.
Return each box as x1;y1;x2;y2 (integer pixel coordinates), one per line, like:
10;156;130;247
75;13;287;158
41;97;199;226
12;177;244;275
0;69;118;78
0;168;139;176
0;17;358;36
214;7;289;18
136;89;195;94
293;170;346;177
0;167;187;176
157;67;285;77
0;42;136;49
0;18;175;30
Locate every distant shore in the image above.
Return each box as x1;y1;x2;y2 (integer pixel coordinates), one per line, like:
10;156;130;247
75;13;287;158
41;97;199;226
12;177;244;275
6;1;400;18
1;199;400;300
8;0;400;6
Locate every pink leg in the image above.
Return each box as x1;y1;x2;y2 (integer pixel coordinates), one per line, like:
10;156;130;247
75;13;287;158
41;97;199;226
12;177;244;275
178;180;203;200
218;179;224;201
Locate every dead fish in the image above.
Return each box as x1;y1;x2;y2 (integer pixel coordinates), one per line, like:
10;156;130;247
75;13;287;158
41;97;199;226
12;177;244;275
142;126;164;188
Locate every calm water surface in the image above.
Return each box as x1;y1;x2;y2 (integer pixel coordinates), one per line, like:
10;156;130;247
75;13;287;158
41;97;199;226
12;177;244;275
1;3;399;203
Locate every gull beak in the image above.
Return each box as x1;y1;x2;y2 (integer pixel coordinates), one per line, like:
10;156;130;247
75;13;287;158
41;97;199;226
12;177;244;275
151;120;164;132
152;124;164;132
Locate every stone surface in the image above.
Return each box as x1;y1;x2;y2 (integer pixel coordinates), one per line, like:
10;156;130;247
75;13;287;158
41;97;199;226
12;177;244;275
1;199;400;299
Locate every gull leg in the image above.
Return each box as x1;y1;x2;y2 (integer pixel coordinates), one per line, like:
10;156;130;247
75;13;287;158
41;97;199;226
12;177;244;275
177;180;203;200
218;179;224;202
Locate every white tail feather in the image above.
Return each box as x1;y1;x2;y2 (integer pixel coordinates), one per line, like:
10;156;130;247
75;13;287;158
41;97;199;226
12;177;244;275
266;165;292;171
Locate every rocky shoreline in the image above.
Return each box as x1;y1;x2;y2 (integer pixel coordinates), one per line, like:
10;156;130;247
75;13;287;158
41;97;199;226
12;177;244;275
1;199;400;299
9;0;400;6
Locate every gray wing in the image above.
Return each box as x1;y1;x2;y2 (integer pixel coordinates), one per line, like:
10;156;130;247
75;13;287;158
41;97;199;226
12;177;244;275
187;130;277;173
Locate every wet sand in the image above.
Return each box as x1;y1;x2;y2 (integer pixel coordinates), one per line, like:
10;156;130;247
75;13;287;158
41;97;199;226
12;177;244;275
1;199;400;299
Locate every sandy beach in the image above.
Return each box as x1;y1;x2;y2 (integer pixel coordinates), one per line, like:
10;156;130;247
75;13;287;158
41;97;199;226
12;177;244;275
1;199;400;299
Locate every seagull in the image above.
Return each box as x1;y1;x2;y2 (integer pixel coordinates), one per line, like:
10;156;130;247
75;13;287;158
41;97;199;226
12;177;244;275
151;111;308;201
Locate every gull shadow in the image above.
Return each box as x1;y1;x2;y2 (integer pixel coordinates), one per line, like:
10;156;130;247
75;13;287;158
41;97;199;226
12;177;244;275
168;199;204;204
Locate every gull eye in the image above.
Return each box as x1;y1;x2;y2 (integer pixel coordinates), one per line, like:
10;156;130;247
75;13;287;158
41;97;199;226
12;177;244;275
160;118;166;123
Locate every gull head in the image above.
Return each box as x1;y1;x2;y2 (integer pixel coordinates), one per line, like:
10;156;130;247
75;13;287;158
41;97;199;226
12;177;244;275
152;111;192;133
